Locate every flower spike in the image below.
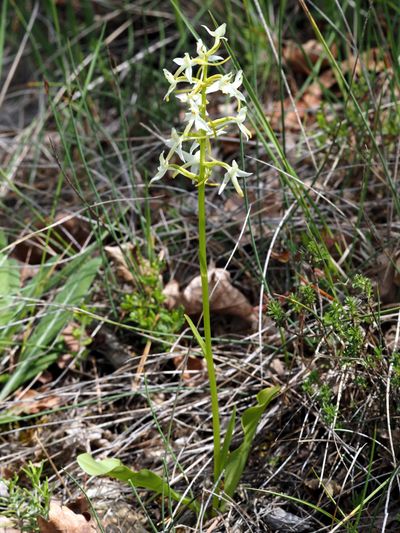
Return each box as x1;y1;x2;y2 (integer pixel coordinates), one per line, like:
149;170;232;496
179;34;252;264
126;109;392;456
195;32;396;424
155;23;252;196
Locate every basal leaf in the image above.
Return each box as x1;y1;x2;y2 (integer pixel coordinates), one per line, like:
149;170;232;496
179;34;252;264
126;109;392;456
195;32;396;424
223;386;279;504
77;453;199;513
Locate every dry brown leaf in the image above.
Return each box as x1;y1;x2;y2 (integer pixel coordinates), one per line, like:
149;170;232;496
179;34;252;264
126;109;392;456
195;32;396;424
38;499;98;533
105;244;159;285
182;268;257;327
162;279;182;309
173;354;206;385
393;252;400;287
104;244;134;282
283;39;336;75
305;478;342;497
62;322;81;353
10;390;61;415
374;251;396;303
269;358;285;376
271;250;291;263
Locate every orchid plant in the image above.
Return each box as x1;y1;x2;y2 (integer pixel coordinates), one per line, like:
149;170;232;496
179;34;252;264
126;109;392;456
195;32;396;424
152;21;254;499
78;23;279;517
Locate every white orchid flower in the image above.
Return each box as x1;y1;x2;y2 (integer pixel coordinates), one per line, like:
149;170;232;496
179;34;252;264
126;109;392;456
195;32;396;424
234;107;252;140
196;39;208;58
153;22;252;198
206;71;245;101
183;149;201;175
165;128;185;161
184;96;212;133
218;160;251;197
163;69;177;100
196;38;223;63
202;23;226;40
173;53;195;83
151;152;170;183
185;111;212;133
176;92;202;106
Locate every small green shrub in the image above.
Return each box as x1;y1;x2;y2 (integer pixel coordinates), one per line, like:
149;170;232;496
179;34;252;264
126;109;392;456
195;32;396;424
0;462;51;532
121;257;185;347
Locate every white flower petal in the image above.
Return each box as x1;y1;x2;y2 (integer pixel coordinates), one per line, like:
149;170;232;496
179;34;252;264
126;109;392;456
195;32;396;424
165;128;185;161
219;160;251;196
151;152;169;184
202;23;226;39
208;54;224;62
163;69;177;100
238;122;251;141
218;173;230;195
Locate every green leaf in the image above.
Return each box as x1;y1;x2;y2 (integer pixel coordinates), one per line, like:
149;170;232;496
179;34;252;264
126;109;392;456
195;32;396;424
184;314;206;355
0;253;20;327
0;256;101;400
77;453;199;513
223;386;280;504
220;406;236;473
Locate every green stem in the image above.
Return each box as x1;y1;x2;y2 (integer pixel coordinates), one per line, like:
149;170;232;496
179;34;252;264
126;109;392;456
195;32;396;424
198;64;221;497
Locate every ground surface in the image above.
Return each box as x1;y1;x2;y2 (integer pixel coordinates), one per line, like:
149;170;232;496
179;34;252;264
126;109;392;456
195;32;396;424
1;2;400;532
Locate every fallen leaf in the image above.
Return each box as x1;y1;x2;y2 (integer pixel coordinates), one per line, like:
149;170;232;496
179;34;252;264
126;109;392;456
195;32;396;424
283;39;336;75
0;515;21;533
271;250;291;263
104;244;159;285
269;358;285;376
393;252;400;287
162;279;182;309
10;390;61;415
62;322;81;353
104;244;134;282
173;354;206;385
38;499;98;533
305;478;342;497
373;251;397;303
182;268;257;327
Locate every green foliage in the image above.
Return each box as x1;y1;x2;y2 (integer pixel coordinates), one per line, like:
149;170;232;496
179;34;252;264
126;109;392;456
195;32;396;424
0;462;51;532
352;274;373;300
323;295;366;363
77;386;279;515
290;284;316;314
267;298;286;326
391;352;400;390
77;453;199;514
303;373;337;425
121;258;184;346
0;255;101;400
305;239;330;265
222;386;280;506
0;252;20;328
316;70;400;150
318;384;337;425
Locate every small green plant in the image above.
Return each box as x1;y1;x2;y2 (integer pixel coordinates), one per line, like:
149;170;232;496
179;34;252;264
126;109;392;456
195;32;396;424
78;22;279;518
0;462;51;532
121;256;185;347
267;298;287;326
0;251;101;401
